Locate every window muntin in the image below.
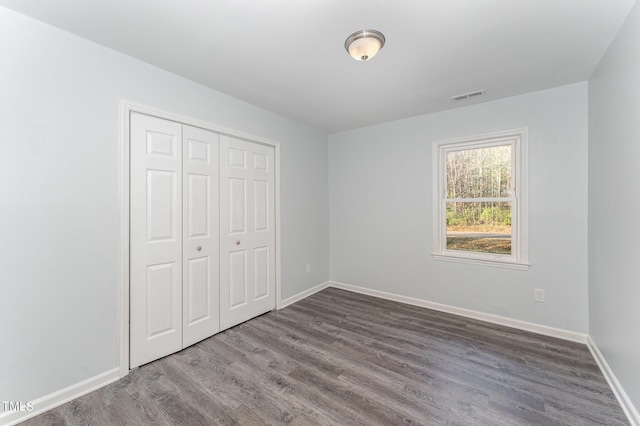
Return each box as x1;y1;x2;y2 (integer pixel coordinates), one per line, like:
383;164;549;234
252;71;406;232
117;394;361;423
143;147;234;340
432;130;528;270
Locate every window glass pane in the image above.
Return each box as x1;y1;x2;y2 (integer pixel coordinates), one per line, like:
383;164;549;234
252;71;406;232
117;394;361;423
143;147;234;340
446;201;511;254
446;145;512;198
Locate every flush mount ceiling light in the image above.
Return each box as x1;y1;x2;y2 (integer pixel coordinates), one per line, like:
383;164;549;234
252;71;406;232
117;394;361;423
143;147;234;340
344;29;385;61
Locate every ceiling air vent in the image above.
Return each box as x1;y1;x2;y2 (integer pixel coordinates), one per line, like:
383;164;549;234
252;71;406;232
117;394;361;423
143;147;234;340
451;89;485;101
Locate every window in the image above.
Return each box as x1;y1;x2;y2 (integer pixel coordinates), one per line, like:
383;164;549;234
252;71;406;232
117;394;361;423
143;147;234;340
432;129;529;270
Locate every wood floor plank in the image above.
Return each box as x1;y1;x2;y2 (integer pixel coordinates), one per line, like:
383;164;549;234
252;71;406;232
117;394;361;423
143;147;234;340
256;311;481;422
20;287;629;425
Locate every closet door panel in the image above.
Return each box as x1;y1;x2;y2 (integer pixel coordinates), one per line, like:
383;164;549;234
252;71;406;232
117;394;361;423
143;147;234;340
186;256;210;322
253;246;269;299
228;178;247;234
229;250;248;307
220;135;275;330
130;113;183;368
182;125;220;347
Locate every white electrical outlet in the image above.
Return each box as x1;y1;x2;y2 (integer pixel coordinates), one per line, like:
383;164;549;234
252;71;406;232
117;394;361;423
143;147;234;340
306;264;311;274
534;288;545;303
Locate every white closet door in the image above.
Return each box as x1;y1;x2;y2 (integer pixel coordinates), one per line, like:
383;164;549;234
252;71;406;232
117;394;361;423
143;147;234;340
220;135;276;330
182;125;220;347
130;113;183;368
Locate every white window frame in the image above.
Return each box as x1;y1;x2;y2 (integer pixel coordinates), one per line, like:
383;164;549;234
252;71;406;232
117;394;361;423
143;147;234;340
432;128;529;270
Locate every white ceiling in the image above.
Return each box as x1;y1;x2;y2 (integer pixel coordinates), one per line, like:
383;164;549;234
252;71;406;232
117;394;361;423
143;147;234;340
0;0;635;133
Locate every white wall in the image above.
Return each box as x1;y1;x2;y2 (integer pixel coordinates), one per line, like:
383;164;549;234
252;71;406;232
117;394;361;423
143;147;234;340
588;0;640;414
0;6;329;407
329;82;589;333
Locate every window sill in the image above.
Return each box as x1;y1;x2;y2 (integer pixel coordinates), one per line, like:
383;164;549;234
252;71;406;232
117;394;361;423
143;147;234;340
431;253;530;271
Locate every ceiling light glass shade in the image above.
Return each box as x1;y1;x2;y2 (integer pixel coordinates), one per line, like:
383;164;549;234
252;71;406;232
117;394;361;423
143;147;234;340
345;29;385;61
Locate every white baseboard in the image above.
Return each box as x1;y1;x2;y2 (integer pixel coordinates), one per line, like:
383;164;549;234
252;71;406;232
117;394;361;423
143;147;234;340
587;336;640;426
329;281;588;344
0;368;120;426
279;281;331;309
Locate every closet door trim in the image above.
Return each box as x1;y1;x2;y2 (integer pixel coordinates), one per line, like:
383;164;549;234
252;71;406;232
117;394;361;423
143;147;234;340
118;100;281;376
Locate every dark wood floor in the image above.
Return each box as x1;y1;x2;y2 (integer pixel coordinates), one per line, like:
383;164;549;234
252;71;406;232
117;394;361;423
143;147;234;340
23;288;627;425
